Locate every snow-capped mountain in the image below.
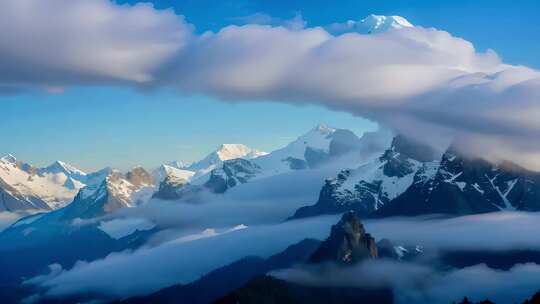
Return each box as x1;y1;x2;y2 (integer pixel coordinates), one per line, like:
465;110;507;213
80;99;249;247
0;155;85;211
328;14;413;35
290;135;540;220
290;135;439;219
204;158;262;193
153;125;391;200
252;124;391;178
376;146;540;217
359;14;413;33
39;160;87;184
62;167;155;219
0;155;115;212
188;144;267;174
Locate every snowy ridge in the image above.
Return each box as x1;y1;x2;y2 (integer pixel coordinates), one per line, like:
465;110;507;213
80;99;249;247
328;14;413;35
188;144;267;177
360;14;413;34
252;124;336;177
152;164;195;184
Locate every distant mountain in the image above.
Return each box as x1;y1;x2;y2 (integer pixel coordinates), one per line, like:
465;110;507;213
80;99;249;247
0;155;90;211
0;167;158;303
62;168;155;220
188;144;267;175
152;125;391;200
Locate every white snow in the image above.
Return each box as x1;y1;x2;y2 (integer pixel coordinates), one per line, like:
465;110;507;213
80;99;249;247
338;157;422;208
153;164;195;183
252;124;336;177
0;156;82;209
486;174;517;211
472;183;485;194
188;144;267;178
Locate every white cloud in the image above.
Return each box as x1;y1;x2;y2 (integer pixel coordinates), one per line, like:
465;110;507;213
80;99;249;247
0;0;191;91
23;211;540;301
2;1;540;168
273;260;540;304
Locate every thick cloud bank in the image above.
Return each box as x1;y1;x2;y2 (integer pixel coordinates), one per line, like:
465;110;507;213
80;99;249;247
3;0;540;167
0;0;190;91
24;211;540;301
273;260;540;304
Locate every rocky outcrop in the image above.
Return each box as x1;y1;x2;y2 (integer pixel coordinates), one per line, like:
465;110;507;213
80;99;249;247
126;167;154;188
310;211;377;264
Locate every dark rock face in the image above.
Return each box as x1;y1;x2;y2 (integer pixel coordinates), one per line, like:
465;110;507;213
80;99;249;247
376;146;540;217
204;159;261;194
125;167;154;188
292;134;540;220
310;211;377;265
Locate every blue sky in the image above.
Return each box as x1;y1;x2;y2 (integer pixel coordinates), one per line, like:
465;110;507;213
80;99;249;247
2;0;539;171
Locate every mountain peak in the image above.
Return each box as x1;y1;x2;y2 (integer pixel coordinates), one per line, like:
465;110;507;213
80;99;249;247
310;210;378;264
360;14;413;34
45;160;86;177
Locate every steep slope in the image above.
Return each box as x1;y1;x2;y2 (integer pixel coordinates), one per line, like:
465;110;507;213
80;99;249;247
290;135;438;219
252;125;392;179
310;210;378;264
153;158;261;199
62;168;155;220
0;155;86;211
376;146;540;216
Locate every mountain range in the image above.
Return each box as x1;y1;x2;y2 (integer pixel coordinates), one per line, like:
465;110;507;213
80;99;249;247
3;124;540;304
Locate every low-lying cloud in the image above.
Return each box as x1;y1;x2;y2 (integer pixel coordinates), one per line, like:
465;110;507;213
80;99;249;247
24;210;540;302
273;260;540;304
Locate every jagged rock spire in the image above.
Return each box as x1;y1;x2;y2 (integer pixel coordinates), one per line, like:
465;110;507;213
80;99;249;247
310;210;377;264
